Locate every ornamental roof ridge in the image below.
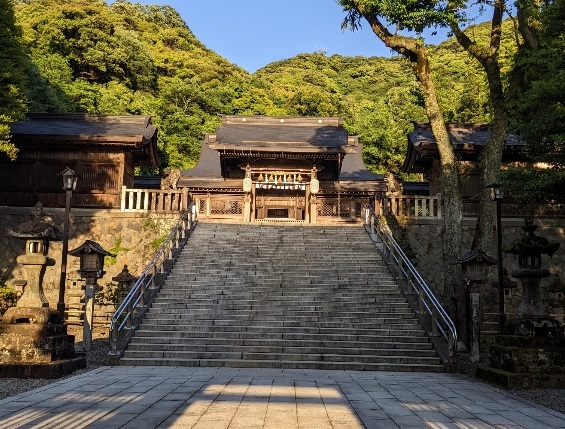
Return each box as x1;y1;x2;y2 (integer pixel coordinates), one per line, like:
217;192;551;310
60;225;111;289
220;115;343;127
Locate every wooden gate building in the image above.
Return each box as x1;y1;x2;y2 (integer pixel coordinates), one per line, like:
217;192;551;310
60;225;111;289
178;115;385;223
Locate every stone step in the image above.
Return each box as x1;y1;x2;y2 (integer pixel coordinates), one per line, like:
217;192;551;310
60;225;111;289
139;320;420;330
134;330;430;343
141;309;417;323
120;221;443;372
121;349;441;366
119;357;445;372
135;323;427;335
128;336;434;350
125;342;437;356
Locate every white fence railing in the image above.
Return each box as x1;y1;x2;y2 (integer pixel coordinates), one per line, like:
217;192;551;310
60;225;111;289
120;186;189;212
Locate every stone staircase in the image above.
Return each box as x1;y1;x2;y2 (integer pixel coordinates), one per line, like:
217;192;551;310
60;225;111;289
120;222;445;371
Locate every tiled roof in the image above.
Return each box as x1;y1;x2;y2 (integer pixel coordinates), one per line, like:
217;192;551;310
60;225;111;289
11;114;157;147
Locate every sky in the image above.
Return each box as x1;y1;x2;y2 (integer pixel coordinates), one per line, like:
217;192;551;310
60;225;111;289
126;0;456;73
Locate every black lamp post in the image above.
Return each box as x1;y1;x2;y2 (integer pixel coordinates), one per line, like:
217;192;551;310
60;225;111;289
488;183;505;332
57;167;78;321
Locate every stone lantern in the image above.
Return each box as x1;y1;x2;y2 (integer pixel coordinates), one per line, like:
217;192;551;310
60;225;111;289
0;203;85;378
68;240;115;351
111;265;137;305
506;217;560;332
5;203;64;309
477;218;564;389
456;248;497;362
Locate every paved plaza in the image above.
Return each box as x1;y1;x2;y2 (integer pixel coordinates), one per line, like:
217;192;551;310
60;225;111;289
0;366;564;428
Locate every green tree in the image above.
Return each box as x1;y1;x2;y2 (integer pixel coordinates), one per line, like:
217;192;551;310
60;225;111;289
502;0;565;210
508;0;565;166
0;0;28;160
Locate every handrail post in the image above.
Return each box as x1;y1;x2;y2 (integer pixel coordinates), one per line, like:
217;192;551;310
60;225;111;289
418;286;425;314
448;331;455;358
126;300;133;329
432;307;439;336
406;270;414;294
111;324;118;353
140;280;146;307
151;265;157;289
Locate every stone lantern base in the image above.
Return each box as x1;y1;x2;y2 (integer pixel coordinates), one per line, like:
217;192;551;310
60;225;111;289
0;307;86;379
477;331;565;389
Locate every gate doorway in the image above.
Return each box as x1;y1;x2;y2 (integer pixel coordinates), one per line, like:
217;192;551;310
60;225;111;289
254;189;306;221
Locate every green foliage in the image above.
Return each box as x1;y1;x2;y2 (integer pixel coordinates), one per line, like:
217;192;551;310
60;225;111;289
106;236;131;266
508;0;565;167
0;286;17;315
5;0;523;176
499;168;565;210
150;235;167;250
499;0;565;208
339;0;457;33
0;0;28;159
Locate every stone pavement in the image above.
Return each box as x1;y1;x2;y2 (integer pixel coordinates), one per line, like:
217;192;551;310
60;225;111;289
0;367;564;429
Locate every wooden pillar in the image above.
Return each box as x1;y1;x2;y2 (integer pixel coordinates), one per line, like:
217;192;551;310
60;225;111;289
309;193;317;224
251;185;256;222
243;193;251;223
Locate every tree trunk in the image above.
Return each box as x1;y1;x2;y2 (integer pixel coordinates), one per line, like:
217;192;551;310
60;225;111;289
475;59;508;254
412;50;466;346
349;4;467;344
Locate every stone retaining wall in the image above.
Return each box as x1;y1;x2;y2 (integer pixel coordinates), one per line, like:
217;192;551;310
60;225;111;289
392;216;565;322
0;206;180;310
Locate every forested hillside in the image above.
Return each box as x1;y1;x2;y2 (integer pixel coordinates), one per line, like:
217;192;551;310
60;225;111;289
7;0;518;174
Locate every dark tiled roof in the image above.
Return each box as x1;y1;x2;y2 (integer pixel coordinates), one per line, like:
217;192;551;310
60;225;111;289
402;122;526;173
11;114;157;147
180;141;222;179
408;123;524;148
10;113;160;167
339;143;383;181
214;124;348;149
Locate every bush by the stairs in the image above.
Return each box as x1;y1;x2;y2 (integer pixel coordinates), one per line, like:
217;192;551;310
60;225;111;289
0;286;17;317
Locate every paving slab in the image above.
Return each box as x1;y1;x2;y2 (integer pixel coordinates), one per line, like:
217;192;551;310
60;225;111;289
1;366;565;428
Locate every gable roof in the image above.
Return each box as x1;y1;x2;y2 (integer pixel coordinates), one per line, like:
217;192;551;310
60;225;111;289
401;122;526;173
208;115;354;154
11;114;160;167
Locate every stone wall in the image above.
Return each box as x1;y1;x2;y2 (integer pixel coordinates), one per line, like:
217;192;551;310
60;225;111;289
392;216;565;323
0;206;180;310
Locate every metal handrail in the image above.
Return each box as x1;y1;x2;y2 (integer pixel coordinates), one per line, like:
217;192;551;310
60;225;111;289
364;205;457;361
108;203;197;356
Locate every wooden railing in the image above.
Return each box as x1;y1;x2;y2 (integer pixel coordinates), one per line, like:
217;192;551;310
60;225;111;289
120;186;189;212
383;194;442;219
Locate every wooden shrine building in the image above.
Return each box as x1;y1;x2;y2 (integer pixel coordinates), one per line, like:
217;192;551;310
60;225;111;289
401;122;527;200
178;115;385;223
2;114;159;208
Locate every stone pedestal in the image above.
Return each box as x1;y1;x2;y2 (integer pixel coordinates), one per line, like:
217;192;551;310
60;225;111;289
0;307;85;378
514;268;551;317
477;334;565;389
477;267;565;388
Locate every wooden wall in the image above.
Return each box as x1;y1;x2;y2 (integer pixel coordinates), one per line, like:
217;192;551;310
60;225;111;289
0;151;132;208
